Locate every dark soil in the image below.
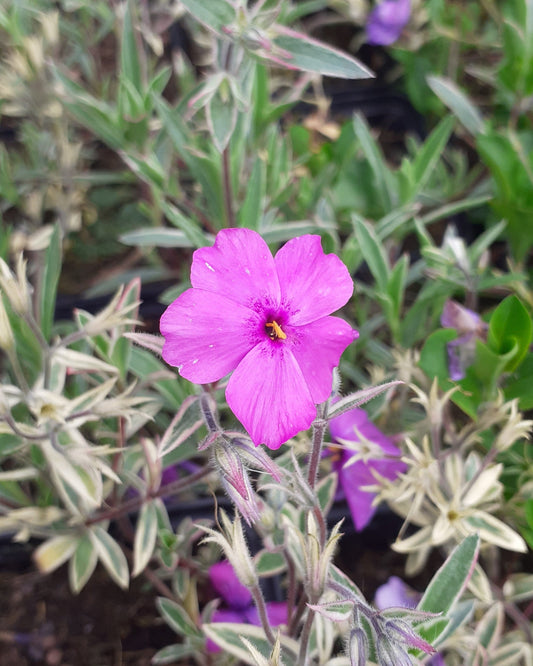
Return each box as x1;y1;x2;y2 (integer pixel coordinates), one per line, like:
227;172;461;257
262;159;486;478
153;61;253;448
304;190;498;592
0;563;177;666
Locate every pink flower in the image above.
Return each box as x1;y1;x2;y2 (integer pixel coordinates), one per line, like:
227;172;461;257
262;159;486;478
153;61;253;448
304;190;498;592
329;406;405;531
160;229;357;449
206;561;287;653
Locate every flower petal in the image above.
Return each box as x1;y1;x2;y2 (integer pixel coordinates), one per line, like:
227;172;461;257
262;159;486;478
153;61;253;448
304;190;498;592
329;407;402;458
337;458;377;530
275;235;354;325
226;340;316;449
209;561;252;609
287;316;357;403
191;228;280;310
160;289;262;383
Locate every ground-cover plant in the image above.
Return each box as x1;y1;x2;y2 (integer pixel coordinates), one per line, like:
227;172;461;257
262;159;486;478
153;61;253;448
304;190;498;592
1;1;533;665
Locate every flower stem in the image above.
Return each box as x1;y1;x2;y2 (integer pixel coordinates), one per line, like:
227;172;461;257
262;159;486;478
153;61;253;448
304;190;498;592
251;584;276;645
297;605;316;666
307;403;327;489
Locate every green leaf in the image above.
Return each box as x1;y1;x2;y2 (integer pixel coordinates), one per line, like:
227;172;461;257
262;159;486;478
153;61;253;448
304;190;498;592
152;644;196;664
156;597;203;639
33;535;78;575
254;550;286;577
487;295;532;372
120;228;195;248
411;116;454;192
39;224;61;341
272;27;373;79
161;201;211;249
352;115;394;211
203;623;299;663
386;254;408;324
316;472;338;515
89;526;129;589
462;512;527;552
502;572;533;603
69;534;98;594
419;534;479;615
153;95;225;220
427;76;485;135
238;158;264;229
132;500;158;577
418;328;457;380
352;216;389;292
179;0;236;34
54;70;122;148
206;81;238;152
120;0;142;91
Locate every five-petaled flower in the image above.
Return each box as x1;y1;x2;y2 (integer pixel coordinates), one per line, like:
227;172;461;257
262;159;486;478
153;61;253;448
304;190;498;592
329;405;405;531
160;229;357;449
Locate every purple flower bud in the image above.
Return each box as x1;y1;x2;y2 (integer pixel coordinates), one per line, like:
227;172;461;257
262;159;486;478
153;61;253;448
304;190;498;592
441;300;487;381
366;0;411;46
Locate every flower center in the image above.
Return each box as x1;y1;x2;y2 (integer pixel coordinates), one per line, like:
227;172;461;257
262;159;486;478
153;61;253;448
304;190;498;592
265;320;287;341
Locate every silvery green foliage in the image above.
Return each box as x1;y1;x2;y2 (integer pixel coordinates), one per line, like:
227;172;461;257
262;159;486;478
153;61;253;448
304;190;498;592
1;1;533;665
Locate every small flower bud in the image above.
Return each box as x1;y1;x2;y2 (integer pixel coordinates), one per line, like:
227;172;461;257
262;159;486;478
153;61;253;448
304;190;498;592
213;438;261;524
200;511;257;590
348;628;368;666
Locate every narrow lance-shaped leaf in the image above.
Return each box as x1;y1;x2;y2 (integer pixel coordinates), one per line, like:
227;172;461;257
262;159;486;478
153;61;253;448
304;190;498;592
120;0;142;91
69;533;98;594
89;526;129;589
352;215;390;292
39;224;62;342
273;26;374;79
353;115;394;211
427;76;485;136
327;381;403;420
132;500;159;577
34;535;78;575
418;534;479;614
156;597;203;639
179;0;236;34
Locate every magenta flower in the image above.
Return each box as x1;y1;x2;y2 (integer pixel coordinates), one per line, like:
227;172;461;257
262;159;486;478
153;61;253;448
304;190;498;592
329;406;405;531
160;229;357;449
207;561;287;653
441;299;487;381
366;0;411;46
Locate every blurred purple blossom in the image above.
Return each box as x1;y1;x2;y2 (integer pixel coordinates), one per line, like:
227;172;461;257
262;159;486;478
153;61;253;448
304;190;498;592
206;561;287;653
374;576;419;610
329;405;405;531
375;578;445;665
366;0;411;46
441;299;487;380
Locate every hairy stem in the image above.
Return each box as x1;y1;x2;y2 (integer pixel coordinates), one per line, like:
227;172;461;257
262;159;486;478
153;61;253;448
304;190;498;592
307;403;327;489
297;605;316;666
251;584;276;645
85;467;211;526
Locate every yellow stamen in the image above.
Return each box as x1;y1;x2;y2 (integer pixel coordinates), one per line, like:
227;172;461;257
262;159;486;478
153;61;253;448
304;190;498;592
266;321;287;340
